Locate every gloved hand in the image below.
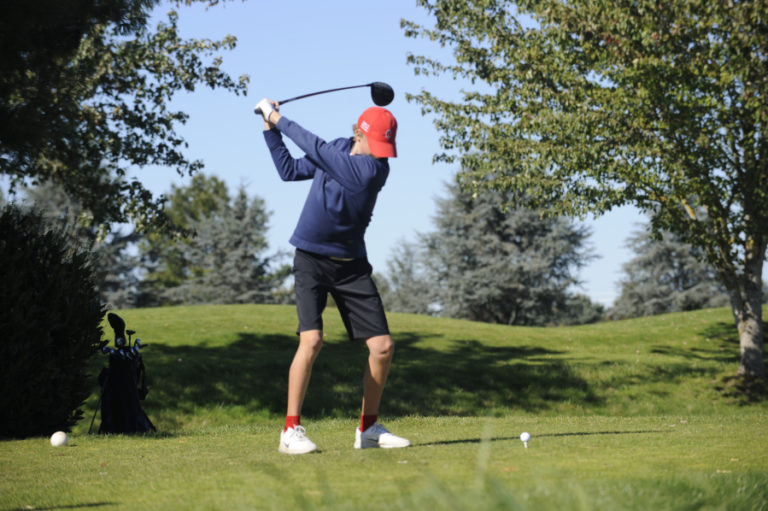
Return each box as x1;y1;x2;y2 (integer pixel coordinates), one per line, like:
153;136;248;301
254;98;276;122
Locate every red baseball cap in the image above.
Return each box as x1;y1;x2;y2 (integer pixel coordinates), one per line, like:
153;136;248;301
358;107;397;158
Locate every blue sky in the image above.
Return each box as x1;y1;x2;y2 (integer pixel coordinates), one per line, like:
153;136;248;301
131;0;647;306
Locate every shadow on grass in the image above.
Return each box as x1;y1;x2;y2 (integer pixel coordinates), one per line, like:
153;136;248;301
620;320;767;390
714;374;768;404
695;321;768;403
697;320;768;352
646;320;750;363
387;333;601;416
420;429;670;447
5;504;116;511
131;330;601;424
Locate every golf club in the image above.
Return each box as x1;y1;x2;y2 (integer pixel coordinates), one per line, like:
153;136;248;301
108;313;126;345
254;81;394;115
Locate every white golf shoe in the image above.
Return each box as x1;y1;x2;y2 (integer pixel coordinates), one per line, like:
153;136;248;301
354;423;411;449
279;425;317;454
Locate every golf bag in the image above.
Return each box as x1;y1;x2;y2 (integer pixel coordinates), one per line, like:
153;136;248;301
92;313;156;434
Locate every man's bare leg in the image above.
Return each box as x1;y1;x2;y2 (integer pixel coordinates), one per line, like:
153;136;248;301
287;329;324;416
279;330;323;454
361;334;394;415
356;334;409;448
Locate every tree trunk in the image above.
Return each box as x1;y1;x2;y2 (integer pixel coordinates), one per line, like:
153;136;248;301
734;303;765;379
730;240;766;379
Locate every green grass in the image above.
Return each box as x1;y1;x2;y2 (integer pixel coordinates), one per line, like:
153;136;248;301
2;304;767;510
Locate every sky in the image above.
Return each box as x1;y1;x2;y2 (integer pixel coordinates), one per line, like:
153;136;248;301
129;0;647;307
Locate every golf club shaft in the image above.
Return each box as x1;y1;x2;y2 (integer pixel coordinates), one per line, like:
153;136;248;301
278;83;372;105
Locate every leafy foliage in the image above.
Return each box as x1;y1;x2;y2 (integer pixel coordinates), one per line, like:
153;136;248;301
0;205;105;437
404;0;767;377
0;1;248;231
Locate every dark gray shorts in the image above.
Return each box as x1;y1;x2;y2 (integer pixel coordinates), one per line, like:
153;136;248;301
293;249;389;340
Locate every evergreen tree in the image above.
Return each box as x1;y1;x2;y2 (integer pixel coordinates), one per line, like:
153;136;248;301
611;225;730;319
385;183;602;326
94;230;141;310
382;240;434;315
140;176;288;305
1;205;104;437
138;173;229;303
21;181;140;309
558;294;605;326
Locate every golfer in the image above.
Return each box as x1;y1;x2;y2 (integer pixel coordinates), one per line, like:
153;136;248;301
255;98;410;454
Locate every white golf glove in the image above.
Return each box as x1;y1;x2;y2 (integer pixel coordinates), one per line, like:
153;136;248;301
254;98;275;122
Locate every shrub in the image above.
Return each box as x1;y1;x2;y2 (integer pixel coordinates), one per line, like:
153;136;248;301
0;205;105;438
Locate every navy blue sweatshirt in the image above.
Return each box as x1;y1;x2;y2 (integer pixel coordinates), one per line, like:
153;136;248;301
263;116;390;259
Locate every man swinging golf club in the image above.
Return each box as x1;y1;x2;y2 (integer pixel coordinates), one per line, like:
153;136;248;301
255;97;410;454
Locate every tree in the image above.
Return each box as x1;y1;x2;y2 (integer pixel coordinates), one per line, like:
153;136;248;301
0;205;104;437
612;223;730;319
21;181;141;309
0;1;248;231
404;0;767;378
559;293;605;326
139;175;289;305
139;173;230;302
382;240;434;315
385;182;600;326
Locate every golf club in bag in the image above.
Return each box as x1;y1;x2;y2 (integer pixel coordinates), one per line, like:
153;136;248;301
89;312;156;434
254;81;394;115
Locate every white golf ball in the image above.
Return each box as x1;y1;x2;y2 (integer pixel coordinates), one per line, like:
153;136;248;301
50;431;69;447
520;432;531;442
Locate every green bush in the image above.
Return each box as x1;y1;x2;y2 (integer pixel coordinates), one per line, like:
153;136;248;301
0;205;105;438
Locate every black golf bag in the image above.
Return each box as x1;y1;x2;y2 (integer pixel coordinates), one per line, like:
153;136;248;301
93;313;156;434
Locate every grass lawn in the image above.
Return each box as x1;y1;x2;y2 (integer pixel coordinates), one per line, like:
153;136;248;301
2;304;767;510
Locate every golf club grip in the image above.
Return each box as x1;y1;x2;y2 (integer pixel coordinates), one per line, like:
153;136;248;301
279;83;371;105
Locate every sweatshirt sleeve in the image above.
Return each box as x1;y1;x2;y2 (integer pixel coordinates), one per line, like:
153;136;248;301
274;117;377;191
263;128;317;181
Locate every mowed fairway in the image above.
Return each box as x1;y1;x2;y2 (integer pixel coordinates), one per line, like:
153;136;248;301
2;304;767;510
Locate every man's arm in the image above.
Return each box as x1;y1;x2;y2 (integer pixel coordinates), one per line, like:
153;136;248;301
264;128;317;182
265;109;282;129
256;97;380;190
273;117;379;192
257;98;318;181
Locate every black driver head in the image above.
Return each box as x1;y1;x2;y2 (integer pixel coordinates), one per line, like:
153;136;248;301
370;82;394;106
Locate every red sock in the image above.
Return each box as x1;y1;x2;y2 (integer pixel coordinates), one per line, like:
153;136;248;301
284;415;300;432
361;414;378;432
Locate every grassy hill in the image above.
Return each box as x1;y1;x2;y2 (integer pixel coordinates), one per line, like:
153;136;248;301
76;303;766;434
3;304;766;510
